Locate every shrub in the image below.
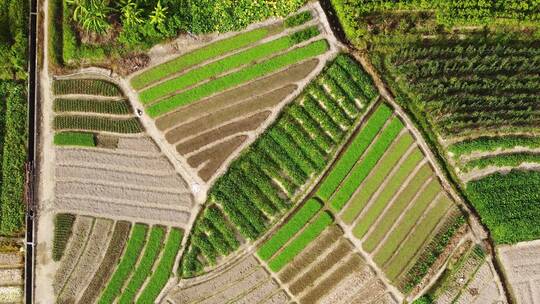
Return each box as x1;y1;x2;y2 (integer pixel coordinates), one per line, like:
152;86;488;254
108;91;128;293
52;213;76;261
54;131;95;147
284;11;313;28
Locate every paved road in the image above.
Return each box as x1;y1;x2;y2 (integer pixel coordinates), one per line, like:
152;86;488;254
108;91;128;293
25;0;38;302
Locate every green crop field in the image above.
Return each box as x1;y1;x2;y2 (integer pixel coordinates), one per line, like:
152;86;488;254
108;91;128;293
53;79;123;97
54;131;96;147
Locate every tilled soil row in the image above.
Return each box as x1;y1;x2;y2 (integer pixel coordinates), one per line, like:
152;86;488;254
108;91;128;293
57;219;113;303
0;268;23;286
263;291;289;304
233;279;282;304
53;216;94;294
55;181;192;208
187;135;248;182
56;165;188;192
170;256;259;302
318;271;374;304
371;292;399;304
0;252;23;265
56;149;175;175
116;136;160;153
54;197;190;226
454;262;494;304
197;268;268;304
177;111;271;155
155;59;320;130
165;86;295;143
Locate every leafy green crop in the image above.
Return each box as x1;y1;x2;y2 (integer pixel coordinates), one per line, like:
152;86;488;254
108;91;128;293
54;131;95;147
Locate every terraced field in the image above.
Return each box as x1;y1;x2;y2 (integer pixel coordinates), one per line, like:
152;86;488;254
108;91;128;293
179;53;380;276
166;254;289;304
130;4;340;183
313;102;467;294
51;214;183;304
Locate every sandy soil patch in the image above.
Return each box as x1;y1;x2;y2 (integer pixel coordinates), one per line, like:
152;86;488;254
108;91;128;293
234;279;281;304
57;218;113;303
56;165;188;191
348;279;388;304
0;268;23;286
263;291;289;304
176;111;271;155
498;241;540;304
116;136;160;153
197;268;268;304
0;286;23;302
155;59;319;129
318;271;370;304
53;216;94;294
0;252;22;266
56;181;192;207
165;86;294;143
56;148;174;174
187;135;248;181
372;292;399;304
54;197;190;226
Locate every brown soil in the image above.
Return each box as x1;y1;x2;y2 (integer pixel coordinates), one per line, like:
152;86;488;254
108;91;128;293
499;241;540;304
289;240;352;295
0;252;23;265
78;221;131;304
177;111;271;155
187;135;248;182
298;254;363;303
53;216;94;294
164;86;295;143
263;291;289;304
279;225;341;283
349;279;388;304
96;134;118;149
372;292;399;304
0;268;23;286
117;136;160;153
57;218;113;303
155;59;319;127
197;268;268;304
319;271;379;304
168;255;259;302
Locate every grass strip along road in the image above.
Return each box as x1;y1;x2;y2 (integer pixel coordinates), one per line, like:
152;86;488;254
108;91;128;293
139;27;320;103
146;40;329;117
131;27;272;90
258;198;322;261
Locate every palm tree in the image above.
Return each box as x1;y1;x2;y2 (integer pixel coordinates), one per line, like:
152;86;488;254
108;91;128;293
149;0;167;26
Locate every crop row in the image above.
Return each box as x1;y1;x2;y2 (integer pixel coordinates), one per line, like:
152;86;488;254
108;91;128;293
181;54;377;276
330;116;404;211
140;26;320;104
52;213;76;261
54;98;131;115
54;115;142;133
54;131;95;147
448;135;540;157
464;152;540;172
284;11;313;28
131;27;272;90
317;104;392;201
268;211;333;272
53;79;123;97
147;39;329;117
258;198;322;261
466;169;540;243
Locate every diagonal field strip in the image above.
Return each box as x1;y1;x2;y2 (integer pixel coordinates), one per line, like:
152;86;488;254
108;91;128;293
146;40;329;117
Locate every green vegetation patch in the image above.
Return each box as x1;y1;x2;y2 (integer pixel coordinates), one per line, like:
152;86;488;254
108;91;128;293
147;39;329;117
52;213;76;261
131;27;272;89
54;131;96;147
449;135;540;157
137;228;183;304
258;198;322;261
98;223;148;304
54;98;131;115
285;11;313;28
268;211;333;272
53;79;123;97
54;115;142;134
467;170;540;244
464;152;540;171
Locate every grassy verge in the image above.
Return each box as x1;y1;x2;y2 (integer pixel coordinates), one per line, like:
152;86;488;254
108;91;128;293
257;198;322;261
147;40;329;117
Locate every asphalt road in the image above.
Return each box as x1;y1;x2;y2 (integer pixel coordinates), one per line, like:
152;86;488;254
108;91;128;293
25;0;38;302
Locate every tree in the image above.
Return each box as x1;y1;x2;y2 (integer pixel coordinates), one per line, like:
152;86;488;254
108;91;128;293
66;0;111;34
118;0;143;26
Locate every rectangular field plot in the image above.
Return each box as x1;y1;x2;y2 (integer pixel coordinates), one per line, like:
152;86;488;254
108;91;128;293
269;224;396;303
315;101;467;294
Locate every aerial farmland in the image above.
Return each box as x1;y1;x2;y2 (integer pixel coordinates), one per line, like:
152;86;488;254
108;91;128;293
0;0;537;303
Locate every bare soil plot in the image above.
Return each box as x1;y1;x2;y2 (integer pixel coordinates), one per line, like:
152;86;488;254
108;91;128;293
499;241;540;304
54;138;193;226
166;254;288;304
0;249;24;295
0;268;23;286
